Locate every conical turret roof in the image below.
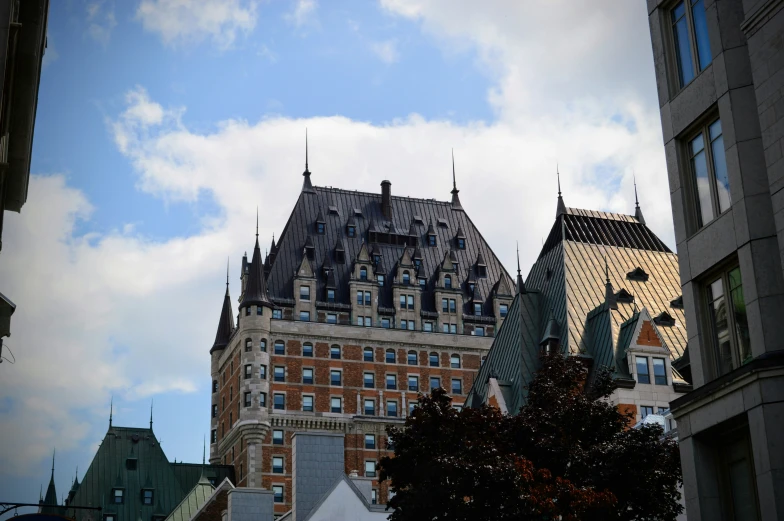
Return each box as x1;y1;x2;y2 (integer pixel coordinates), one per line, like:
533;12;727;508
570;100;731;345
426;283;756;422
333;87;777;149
211;279;235;354
42;451;59;514
240;237;274;311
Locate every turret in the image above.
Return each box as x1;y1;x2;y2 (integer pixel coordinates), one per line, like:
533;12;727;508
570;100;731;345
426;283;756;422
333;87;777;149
210;265;235;354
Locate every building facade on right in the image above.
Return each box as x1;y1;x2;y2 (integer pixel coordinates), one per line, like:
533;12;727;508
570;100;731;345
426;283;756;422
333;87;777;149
646;1;784;520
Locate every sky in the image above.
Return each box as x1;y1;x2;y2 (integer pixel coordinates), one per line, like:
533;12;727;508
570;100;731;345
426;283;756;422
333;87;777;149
0;0;671;510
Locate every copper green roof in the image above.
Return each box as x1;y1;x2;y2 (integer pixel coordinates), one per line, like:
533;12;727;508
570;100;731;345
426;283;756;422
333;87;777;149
163;476;214;521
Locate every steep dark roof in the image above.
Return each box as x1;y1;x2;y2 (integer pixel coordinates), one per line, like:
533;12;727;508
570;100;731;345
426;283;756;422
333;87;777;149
240;237;274;310
63;427;234;521
41;453;61;516
210;283;235;354
265;186;510;313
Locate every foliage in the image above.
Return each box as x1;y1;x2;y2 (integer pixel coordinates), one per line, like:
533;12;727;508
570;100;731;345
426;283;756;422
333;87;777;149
379;353;683;521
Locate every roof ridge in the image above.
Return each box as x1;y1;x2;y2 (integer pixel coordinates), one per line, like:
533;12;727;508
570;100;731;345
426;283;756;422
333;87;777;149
313;185;451;205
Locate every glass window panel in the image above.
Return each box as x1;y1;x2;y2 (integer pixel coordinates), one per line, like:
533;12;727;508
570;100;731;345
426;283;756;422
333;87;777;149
641;405;654;418
728;268;751;364
386;374;396;389
303;344;313;357
672;1;695;86
303;396;313;412
690;133;715;225
691;0;711;70
364;373;374;388
430;377;440;390
636;356;650;384
364;348;373;362
653;358;667;385
331;397;341;413
387;401;397;416
273;430;283;444
303;368;313;384
365;434;375;449
330;370;341;385
709;121;731;213
708;277;733;375
408;376;418;391
408;351;417;365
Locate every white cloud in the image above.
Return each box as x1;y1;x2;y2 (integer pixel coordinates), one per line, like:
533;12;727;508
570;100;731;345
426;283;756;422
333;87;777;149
370;39;400;64
284;0;317;28
136;0;258;49
86;0;117;46
42;32;58;68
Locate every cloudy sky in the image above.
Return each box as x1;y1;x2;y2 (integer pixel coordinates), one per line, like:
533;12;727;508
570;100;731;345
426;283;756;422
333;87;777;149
0;0;670;507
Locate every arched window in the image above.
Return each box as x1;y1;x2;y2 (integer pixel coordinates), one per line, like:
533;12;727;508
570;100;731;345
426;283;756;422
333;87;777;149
450;354;460;368
444;275;452;289
260;339;267;352
402;271;410;285
245;338;252;352
385;349;396;364
363;347;374;362
360;267;368;280
429;352;439;367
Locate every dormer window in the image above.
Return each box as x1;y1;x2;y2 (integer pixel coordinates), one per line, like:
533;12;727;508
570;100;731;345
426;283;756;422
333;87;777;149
126;457;137;470
373;254;381;265
316;222;325;234
654;311;676;326
112;489;124;504
474;303;482;316
413;215;424;224
615;288;634;304
328;205;339;214
347;225;356;237
377;274;385;286
418;277;427;287
327;289;336;303
142;489;154;505
336;249;345;263
444;275;452;289
468;282;475;294
414;258;421;268
627;267;649;282
437;218;449;228
428;235;436;246
457;238;465;250
402;271;410;285
477;265;487;278
360;267;368;280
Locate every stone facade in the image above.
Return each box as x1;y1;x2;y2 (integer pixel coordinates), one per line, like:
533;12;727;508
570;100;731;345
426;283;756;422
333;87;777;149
646;0;784;519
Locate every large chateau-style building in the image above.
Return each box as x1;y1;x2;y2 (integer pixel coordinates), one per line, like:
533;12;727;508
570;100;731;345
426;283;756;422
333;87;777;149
208;153;512;515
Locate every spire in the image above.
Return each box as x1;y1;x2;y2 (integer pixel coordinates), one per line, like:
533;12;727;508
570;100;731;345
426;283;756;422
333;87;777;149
516;242;526;294
239;226;275;312
633;173;646;224
450;149;463;210
109;396;113;429
211;266;236;354
556;164;566;217
149;398;153;430
43;449;58;511
256;207;259;238
302;128;315;193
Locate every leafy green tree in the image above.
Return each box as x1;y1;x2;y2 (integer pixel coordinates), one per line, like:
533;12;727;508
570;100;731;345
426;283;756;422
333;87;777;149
380;353;683;521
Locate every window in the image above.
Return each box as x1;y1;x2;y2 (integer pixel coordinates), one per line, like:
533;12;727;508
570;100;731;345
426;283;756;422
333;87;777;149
450;354;460;368
708;267;751;375
442;298;448;312
357;290;364;305
640;405;655;419
399;295;406;309
408;351;417;365
299;310;310;321
212;380;218;393
142;490;153;505
260;339;267;352
245;339;252;352
363;347;374;361
112;489;124;504
376;274;385;286
274;341;285;355
364;372;375;388
330;345;341;359
212;404;218;418
273;485;283;503
381;318;391;329
457;238;465;249
244;392;251;407
365;434;376;449
259;392;267;407
302;368;313;384
330;397;342;413
429;353;439;367
653;358;667;385
444;275;452;289
428;235;436;246
475;326;485;337
211;429;217;443
260;364;267;379
365;460;376;478
364;399;375;415
407;295;414;310
430;376;441;390
104;515;115;521
386;374;397;390
689;119;730;228
387;400;398;417
273;393;285;410
658;407;669;414
303;395;314;412
244;364;252;379
418;277;427;287
359;316;372;327
371;490;377;505
326;313;337;324
317;222;325;234
303;343;313;357
500;304;508;318
360;267;368;280
326;288;336;303
671;0;711;88
245;307;251;316
274;366;285;382
636;356;650;384
402;271;410;284
386;349;395;363
272;429;283;445
474;303;482;316
364;291;371;305
408;375;419;391
449;299;456;313
424;321;433;332
451;379;462;395
330;370;342;386
272;309;282;319
300;286;310;301
347;225;356;237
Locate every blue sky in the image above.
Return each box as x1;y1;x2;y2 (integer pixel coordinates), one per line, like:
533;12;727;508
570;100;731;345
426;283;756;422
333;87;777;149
0;0;672;512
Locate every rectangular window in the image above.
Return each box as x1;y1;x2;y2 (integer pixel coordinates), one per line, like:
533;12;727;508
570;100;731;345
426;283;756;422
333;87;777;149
429;353;439;367
474;303;482;316
364;316;372;327
272;429;283;445
243;392;251;407
330;346;341;359
142;490;153;505
407;295;414;310
708;266;751;375
387;400;398;417
377;275;385;286
364;291;371;305
327;289;335;302
365;460;376;478
500;304;508;318
671;0;711;88
364;399;375;416
449;299;456;313
400;319;408;330
326;313;337;324
365;434;376;449
407;319;415;330
303;368;313;384
364;348;374;362
386;374;397;390
274;366;285;383
636;356;650;384
330;370;342;386
211;429;217;443
371;489;377;505
274;341;285;355
113;489;124;504
244;364;252;379
272;456;284;474
260;339;267;352
424;321;433;332
259;392;266;407
400;295;406;309
689;118;730;228
430;377;441;390
442;298;448;312
407;351;417;365
450;324;457;334
364;372;375;388
245;339;252;352
273;485;283;503
272;309;282;319
640;405;654;419
260;364;267;379
303;395;314;412
357;291;363;305
475;326;485;337
273;393;285;410
653;358;667;385
408;401;417;414
303;344;313;357
300;310;310;322
330;397;341;413
381;318;391;329
385;350;395;363
408;375;419;391
212;404;218;418
300;286;310;301
451;378;462;395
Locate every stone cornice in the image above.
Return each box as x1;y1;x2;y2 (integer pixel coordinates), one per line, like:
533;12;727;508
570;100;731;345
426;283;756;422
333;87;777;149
741;0;784;36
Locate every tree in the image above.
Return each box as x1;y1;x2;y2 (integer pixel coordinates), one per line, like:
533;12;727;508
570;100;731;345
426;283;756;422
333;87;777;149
379;353;683;521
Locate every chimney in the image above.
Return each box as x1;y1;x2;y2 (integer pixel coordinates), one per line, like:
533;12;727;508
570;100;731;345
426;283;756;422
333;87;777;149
381;180;392;220
292;432;345;521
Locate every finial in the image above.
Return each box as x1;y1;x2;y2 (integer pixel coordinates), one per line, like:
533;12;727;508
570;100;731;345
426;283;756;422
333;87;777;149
634;172;639;209
633;171;646;224
305;128;309;172
515;241;526;294
109;396;113;428
226;258;230;287
605;255;609;284
40;484;43;502
256;207;259;238
557;163;561;196
52;448;55;474
451;149;457;191
556;164;566;217
516;242;521;277
149;398;153;430
450;149;463;210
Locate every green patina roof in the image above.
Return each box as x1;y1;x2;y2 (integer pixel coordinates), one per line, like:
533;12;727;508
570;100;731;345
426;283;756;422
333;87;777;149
163;476;214;521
